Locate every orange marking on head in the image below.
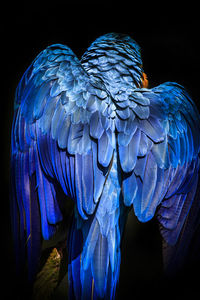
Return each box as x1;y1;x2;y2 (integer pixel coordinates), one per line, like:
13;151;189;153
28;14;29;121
141;72;148;88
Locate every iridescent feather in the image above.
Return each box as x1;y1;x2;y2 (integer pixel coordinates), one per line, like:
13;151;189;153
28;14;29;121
10;33;200;299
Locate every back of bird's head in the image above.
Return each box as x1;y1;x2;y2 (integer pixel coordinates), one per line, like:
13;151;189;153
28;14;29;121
83;32;142;63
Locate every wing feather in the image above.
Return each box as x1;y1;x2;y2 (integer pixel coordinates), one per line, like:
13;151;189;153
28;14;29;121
119;82;200;268
119;128;141;173
10;43;112;280
140;151;158;219
11;39;200;283
146;84;200;264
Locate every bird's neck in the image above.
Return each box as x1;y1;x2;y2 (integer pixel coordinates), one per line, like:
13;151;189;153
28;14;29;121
81;46;143;96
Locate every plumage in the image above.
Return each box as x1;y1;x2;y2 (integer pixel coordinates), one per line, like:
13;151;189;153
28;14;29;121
90;111;104;139
92;235;109;297
138;131;153;156
140;151;158;220
122;171;138;206
10;33;200;299
98;131;113;167
151;137;169;169
34;144;56;240
138;118;165;142
119;128;141;172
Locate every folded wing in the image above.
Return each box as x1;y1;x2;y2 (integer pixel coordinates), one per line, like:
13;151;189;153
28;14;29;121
10;44;114;280
118;82;200;270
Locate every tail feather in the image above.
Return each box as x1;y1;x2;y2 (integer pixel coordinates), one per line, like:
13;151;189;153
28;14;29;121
68;216;82;300
68;212;123;300
68;150;128;299
92;234;109;298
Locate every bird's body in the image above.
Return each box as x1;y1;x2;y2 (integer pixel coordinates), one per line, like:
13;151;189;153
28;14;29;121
10;33;200;299
68;150;127;299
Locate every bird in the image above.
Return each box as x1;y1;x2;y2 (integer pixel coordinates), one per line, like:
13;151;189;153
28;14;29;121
10;32;200;300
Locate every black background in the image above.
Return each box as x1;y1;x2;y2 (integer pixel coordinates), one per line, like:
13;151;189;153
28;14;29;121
1;2;200;299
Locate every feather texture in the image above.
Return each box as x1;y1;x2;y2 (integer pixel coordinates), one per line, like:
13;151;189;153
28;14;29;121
10;34;200;299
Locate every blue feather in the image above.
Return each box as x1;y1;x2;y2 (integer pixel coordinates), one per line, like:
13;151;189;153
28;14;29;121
64;154;73;198
92;235;109;298
138;118;164;143
147;167;164;216
13;154;26;273
119;129;141;172
134;155;147;180
20;152;31;247
186;125;194;163
169;120;177;139
178;160;197;194
58;149;69;195
116;107;130;119
133;104;149;119
151;138;169;169
24;121;33;147
67;218;82;300
122;171;138;206
10;34;200;299
37;129;55;178
179;133;187;165
140;151;158;221
80;267;93;299
69;155;76;200
39;95;58;134
50;79;63;97
138;132;153;157
57;114;70;149
82;218;100;270
130;92;150;105
67;123;83;154
98;131;113;167
29;165;42;281
43;173;62;224
86;94;99;112
124;112;137;135
51;99;63;140
107;228;116;273
115;116;127;132
33;83;49;119
167;175;198;244
164;193;187;230
168;134;180;167
106;128;115;148
75;154;88;220
165;165;187;198
44;66;59;79
18;113;25;151
79;124;91;154
158;194;183;227
174;115;184;134
21;81;37;120
34;145;56;240
117;131;134;147
82;152;95;214
91;140;105;203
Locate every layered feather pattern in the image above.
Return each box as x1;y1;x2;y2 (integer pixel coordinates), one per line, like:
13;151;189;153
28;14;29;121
10;33;200;298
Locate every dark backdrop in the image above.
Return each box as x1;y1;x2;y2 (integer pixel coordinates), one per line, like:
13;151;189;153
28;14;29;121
2;2;200;299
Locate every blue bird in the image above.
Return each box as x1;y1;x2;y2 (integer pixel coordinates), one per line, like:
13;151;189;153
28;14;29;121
10;33;200;299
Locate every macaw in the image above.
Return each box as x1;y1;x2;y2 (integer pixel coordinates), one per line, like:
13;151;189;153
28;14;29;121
10;33;200;299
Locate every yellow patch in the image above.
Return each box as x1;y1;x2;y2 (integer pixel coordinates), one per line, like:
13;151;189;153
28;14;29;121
141;72;148;88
